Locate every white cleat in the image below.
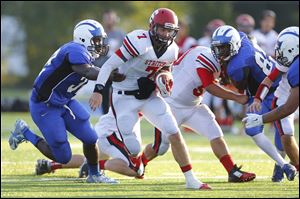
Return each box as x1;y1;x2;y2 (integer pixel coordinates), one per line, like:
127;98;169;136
186;180;212;190
8;119;28;150
86;173;119;184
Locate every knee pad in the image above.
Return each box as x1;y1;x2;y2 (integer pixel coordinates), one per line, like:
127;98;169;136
245;125;264;137
123;135;141;156
51;141;72;164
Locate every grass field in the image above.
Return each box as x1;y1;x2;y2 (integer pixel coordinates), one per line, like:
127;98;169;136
1;112;299;198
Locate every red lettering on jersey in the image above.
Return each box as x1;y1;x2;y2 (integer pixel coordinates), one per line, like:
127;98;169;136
193;86;204;97
146;65;160;78
137;33;147;39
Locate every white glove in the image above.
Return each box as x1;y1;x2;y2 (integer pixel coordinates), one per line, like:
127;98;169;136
155;72;173;98
242;113;263;128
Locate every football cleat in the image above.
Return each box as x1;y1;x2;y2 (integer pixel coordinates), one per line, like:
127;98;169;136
228;164;256;182
132;156;145;179
8;119;29;150
86;173;119;184
35;159;53;175
282;163;297;181
79;161;89;178
186;180;212;190
272;164;284;182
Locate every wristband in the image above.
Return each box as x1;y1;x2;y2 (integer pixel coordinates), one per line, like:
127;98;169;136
93;84;104;94
254;84;270;102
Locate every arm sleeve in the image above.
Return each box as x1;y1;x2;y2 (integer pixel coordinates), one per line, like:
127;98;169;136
197;68;215;88
267;67;282;82
95;53;124;86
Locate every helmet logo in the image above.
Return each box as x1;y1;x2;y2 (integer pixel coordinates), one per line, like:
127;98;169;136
75;22;101;37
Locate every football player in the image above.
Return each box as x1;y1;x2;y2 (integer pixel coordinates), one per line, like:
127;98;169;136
140;46;256;182
243;26;299;182
89;8;211;190
8;19;125;183
209;25;297;181
35;108;144;179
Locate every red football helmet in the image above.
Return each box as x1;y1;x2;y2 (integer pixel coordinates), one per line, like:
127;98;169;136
206;19;225;35
149;8;179;45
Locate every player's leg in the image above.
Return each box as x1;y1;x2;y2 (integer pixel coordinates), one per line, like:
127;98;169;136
142;96;211;190
246;96;297;181
111;93;142;156
64;100;116;183
99;132;143;177
35;154;85;175
183;104;255;182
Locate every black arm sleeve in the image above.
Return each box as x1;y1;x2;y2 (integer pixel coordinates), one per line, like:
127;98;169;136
71;64;100;80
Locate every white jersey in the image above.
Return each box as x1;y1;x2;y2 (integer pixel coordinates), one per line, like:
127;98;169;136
252;29;278;57
166;46;221;107
274;73;291;105
96;29;178;90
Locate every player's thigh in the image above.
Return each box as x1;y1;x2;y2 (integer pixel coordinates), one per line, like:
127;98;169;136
184;104;223;141
111;93;140;135
30;101;68;146
101;133;134;166
63;100;98;144
142;96;180;136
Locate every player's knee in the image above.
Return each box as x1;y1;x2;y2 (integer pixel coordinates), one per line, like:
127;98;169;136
82;130;98;145
52;142;72;164
245;125;264;137
156;142;170;156
124;136;141;156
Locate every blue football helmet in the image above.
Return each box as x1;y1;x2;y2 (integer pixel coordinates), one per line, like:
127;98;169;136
73;19;109;58
211;25;241;62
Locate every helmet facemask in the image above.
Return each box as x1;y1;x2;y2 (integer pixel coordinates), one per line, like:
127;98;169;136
211;43;232;62
88;36;109;58
150;24;179;48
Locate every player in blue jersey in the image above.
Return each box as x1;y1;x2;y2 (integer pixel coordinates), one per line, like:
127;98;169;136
243;27;299;182
210;25;297;181
8;19;125;183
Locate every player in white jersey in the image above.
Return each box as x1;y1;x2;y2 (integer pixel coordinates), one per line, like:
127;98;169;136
89;8;211;190
35;108;145;179
139;46;256;182
246;26;299;182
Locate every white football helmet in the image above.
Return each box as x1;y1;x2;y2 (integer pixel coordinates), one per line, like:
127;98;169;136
275;26;299;67
155;72;173;98
211;25;241;61
73;19;109;58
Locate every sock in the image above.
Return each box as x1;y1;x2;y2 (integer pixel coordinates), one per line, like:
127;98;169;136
220;154;235;173
50;161;62;171
23;129;42;146
252;133;287;167
99;160;107;170
141;152;149;166
88;163;100;176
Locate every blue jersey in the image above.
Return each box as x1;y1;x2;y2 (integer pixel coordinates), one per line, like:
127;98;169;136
31;42;93;106
287;57;299;88
227;32;280;96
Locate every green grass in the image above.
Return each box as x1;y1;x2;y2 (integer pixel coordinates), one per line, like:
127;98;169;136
1;112;299;198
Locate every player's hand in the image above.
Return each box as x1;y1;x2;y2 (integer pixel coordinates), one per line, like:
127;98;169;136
248;99;261;113
109;69;126;82
242;113;263;128
89;92;102;111
236;94;249;105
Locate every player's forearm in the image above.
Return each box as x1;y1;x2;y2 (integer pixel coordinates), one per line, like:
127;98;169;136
71;64;100;80
95;54;122;86
206;83;241;101
262;87;299;123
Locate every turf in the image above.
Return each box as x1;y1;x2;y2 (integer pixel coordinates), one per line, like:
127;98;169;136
1;112;299;198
